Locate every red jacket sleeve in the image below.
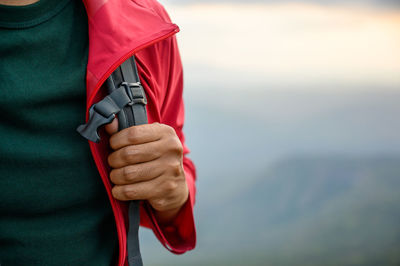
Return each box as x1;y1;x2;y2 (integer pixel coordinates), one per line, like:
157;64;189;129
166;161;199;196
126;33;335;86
136;33;197;253
129;0;196;253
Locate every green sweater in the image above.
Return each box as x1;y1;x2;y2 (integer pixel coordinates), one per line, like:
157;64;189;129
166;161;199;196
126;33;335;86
0;0;117;265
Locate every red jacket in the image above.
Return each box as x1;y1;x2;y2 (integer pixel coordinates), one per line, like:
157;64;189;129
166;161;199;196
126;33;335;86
82;0;197;265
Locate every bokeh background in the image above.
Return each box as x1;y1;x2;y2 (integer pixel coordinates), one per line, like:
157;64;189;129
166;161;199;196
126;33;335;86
141;0;400;265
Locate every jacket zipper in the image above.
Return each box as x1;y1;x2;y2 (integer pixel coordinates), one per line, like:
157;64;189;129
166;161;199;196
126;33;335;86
87;27;179;266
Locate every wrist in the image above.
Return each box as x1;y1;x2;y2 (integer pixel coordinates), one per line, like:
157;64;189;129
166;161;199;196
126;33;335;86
153;194;189;225
153;206;181;225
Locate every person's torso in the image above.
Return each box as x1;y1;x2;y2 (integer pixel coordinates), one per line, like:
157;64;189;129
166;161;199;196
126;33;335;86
0;0;118;264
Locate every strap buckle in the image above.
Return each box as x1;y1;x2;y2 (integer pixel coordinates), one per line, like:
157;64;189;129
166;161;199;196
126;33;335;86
122;82;147;105
76;105;116;143
76;82;147;143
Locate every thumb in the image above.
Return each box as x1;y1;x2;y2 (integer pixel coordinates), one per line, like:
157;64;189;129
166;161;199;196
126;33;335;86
105;117;119;135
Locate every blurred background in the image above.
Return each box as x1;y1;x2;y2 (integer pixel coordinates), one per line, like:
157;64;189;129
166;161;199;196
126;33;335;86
141;0;400;265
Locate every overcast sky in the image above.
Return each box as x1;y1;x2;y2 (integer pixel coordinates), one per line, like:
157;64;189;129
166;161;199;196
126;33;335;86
164;0;400;8
162;2;400;93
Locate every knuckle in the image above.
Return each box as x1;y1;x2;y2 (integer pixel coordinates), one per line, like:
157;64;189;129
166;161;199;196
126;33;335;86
164;124;175;135
107;153;116;168
175;141;184;155
138;166;149;179
169;161;182;177
109;136;117;150
109;169;118;184
111;186;120;199
127;127;138;143
122;167;133;182
164;180;178;192
152;198;168;211
123;146;137;161
151;122;162;133
121;148;130;161
122;166;142;182
122;186;135;199
158;123;174;136
165;136;183;154
173;138;183;153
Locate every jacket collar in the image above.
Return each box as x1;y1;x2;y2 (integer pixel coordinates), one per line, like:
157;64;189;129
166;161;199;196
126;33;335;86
82;0;179;105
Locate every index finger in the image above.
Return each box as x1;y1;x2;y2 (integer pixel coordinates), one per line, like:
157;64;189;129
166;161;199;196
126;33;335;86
109;123;162;150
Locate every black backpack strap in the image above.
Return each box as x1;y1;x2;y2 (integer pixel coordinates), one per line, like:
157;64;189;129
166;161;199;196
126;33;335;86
77;56;145;266
108;57;145;266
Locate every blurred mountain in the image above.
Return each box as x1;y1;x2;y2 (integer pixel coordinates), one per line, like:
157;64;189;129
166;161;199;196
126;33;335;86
182;88;400;205
142;155;400;266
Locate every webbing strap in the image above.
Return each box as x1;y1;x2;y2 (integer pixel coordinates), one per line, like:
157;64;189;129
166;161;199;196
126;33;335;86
111;57;146;266
76;56;146;266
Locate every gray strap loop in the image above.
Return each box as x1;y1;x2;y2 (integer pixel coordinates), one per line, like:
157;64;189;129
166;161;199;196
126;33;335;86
94;86;132;117
76;82;146;143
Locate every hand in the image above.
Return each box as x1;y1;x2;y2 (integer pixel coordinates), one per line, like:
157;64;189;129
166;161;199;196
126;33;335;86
105;119;189;224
